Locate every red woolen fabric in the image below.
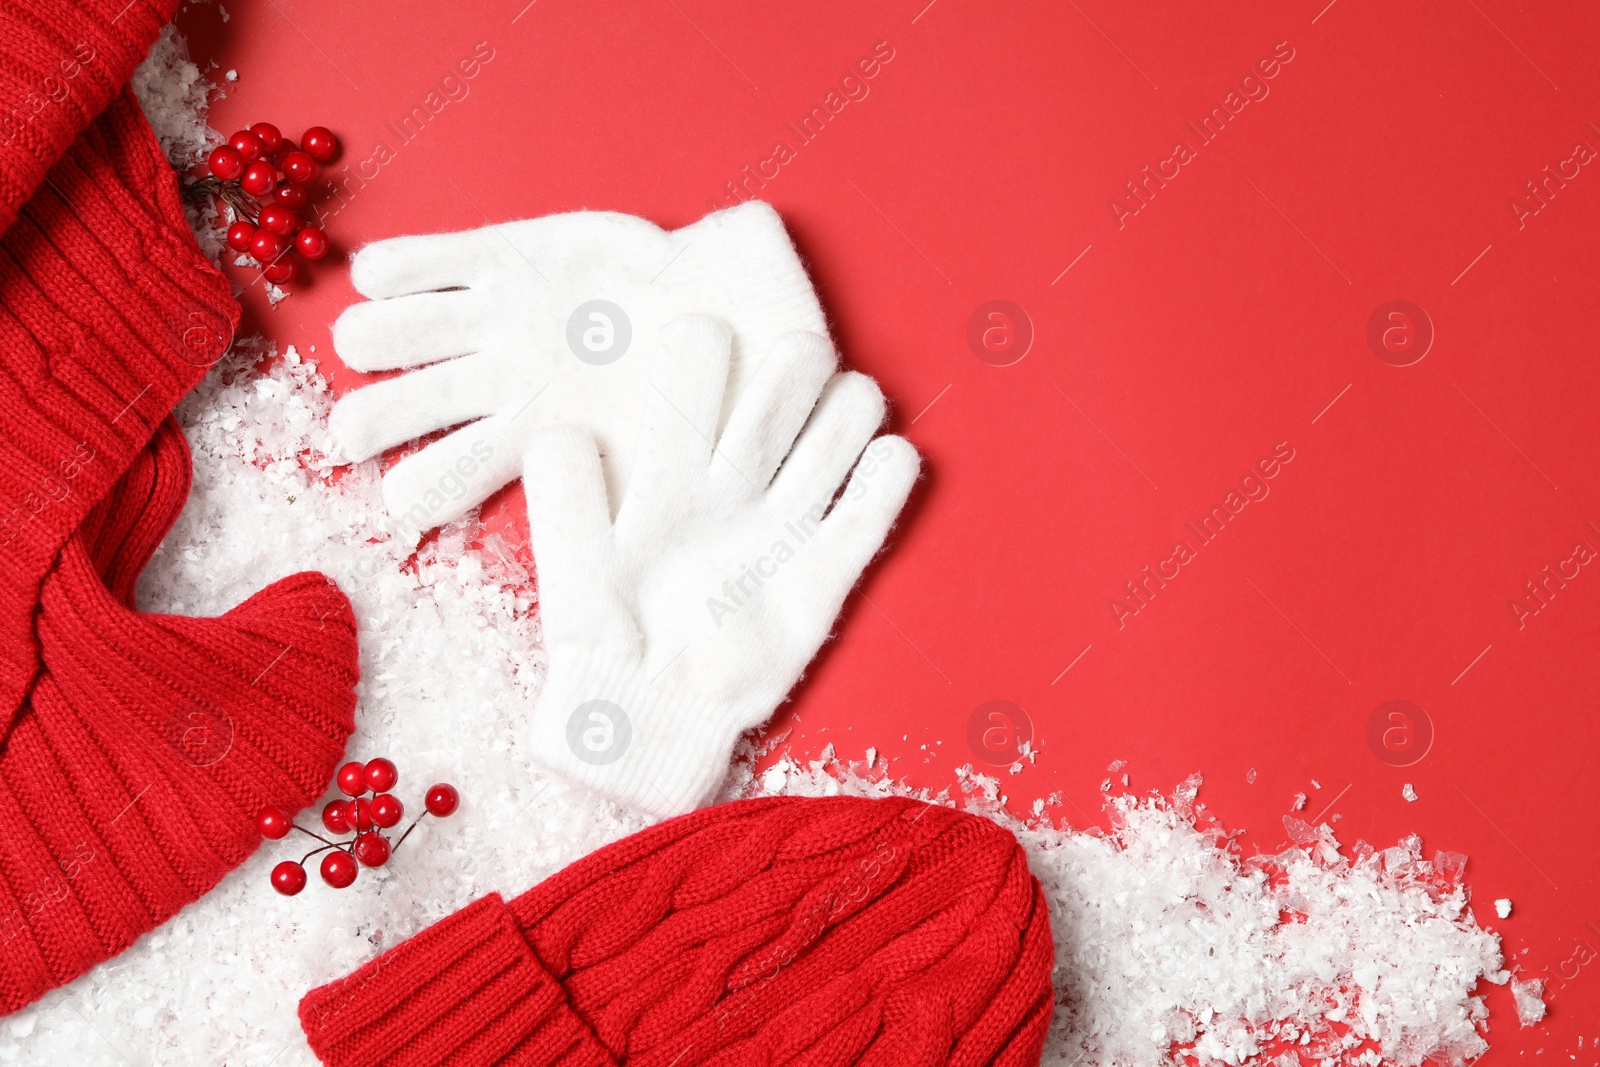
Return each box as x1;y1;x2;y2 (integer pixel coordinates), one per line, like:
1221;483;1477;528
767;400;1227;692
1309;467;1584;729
0;86;238;741
300;795;1055;1067
0;0;180;234
0;0;362;1015
0;417;360;1015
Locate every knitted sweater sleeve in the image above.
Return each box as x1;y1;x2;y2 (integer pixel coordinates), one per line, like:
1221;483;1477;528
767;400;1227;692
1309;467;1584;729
298;893;621;1067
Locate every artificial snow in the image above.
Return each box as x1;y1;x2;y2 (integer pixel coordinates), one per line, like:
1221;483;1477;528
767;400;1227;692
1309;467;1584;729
0;27;1525;1067
755;756;1510;1067
1510;977;1547;1026
1402;784;1418;802
1495;898;1513;919
130;24;215;169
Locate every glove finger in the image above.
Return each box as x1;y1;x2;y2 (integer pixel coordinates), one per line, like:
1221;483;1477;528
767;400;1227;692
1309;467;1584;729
349;230;490;298
807;435;920;595
712;331;835;496
765;372;886;518
380;415;523;538
328;352;507;462
332;290;490;372
522;425;616;636
625;315;732;506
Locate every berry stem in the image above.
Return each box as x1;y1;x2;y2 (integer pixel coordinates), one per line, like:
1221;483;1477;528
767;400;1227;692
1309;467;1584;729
183;175;263;226
290;823;340;848
298;841;346;865
390;812;431;855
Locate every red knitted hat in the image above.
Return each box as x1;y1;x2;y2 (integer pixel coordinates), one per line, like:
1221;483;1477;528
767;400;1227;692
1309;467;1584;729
0;417;360;1015
299;795;1056;1066
0;84;238;738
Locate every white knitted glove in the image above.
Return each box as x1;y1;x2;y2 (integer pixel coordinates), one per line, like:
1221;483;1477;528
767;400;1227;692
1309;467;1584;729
327;201;825;536
523;315;919;817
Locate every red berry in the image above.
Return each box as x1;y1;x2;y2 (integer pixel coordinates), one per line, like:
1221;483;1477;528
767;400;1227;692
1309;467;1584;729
249;228;285;263
206;145;244;182
228;130;263;163
336;761;366;797
240;159;277;197
255;805;291;840
271;860;307;896
364;758;398;793
264;257;297;285
282;150;317;185
226;221;256;253
258;204;299;236
272;181;308;210
296;226;330;261
301;126;338;163
354;832;391;868
248;122;283;154
425;783;460;818
348;796;373;832
320;851;358;889
370;793;403;828
321;799;350;834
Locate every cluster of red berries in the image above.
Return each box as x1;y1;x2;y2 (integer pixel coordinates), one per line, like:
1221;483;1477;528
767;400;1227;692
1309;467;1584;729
255;757;460;895
199;122;339;288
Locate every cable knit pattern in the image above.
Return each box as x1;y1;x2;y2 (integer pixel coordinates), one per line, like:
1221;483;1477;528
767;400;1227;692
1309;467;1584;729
300;796;1055;1067
0;420;359;1016
0;88;238;740
0;0;178;234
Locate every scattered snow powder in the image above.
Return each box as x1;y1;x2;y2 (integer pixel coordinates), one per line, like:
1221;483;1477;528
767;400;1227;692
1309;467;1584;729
1402;784;1418;802
130;23;215;168
744;754;1511;1067
132;26;230;267
1510;977;1546;1026
1495;899;1513;919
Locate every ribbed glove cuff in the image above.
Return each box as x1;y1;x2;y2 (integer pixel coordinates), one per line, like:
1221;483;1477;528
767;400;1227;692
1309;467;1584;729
665;200;828;350
300;893;619;1067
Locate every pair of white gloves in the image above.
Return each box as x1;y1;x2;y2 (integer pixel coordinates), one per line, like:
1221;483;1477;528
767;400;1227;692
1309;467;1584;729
329;202;919;818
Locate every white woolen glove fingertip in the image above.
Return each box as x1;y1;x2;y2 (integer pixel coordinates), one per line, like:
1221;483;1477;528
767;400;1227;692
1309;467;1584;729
814;434;921;576
348;231;484;298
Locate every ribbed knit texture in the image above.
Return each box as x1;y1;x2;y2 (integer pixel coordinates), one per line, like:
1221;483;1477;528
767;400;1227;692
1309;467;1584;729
300;796;1055;1067
0;87;238;740
0;418;360;1016
0;0;179;234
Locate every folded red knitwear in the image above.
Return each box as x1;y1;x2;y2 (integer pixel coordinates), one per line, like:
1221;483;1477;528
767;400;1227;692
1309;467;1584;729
0;0;362;1016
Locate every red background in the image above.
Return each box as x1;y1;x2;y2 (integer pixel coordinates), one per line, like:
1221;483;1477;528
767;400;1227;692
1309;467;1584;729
183;0;1600;1056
